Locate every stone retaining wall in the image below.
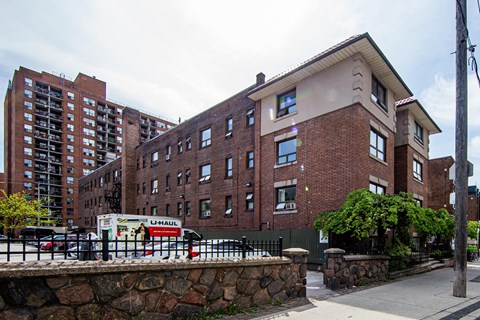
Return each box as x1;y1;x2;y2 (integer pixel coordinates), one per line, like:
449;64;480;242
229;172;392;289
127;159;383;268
323;248;389;290
0;248;308;320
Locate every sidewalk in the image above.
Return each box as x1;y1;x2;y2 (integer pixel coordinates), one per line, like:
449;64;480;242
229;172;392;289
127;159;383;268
249;263;480;320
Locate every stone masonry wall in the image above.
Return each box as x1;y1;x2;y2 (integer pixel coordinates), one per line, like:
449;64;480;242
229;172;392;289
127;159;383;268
323;248;389;290
0;249;308;320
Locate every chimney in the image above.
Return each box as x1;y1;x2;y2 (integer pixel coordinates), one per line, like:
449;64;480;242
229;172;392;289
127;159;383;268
256;73;265;86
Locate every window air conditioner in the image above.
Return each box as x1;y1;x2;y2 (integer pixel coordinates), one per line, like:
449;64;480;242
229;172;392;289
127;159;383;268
166;154;171;161
203;211;211;217
285;202;296;210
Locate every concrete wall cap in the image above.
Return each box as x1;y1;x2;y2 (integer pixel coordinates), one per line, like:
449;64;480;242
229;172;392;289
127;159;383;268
282;248;309;255
344;255;390;261
324;248;345;254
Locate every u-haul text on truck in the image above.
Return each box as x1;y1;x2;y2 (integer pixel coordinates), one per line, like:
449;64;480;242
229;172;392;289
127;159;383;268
98;214;202;241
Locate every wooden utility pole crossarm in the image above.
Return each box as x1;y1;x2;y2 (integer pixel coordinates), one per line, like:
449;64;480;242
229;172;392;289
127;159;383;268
453;0;469;298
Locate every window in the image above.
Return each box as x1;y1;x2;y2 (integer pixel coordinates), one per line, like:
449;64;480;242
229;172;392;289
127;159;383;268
24;124;32;133
117;127;123;134
177;171;183;186
24;101;33;110
83;97;95;107
277;138;297;164
24;147;32;156
246;193;254;211
83;118;95;127
98;196;103;207
277;89;296;117
67;113;75;121
414;121;424;143
177;203;183;216
275;186;296;211
142;157;146;168
178;141;183;154
413;159;423;181
142;182;146;194
83;128;95;136
83;107;95;117
67;177;74;184
67;124;75;132
226;157;233;178
67;166;74;173
24;136;32;144
151;179;158;194
247;151;254;169
67;188;74;194
247;108;254;126
99;177;103;187
67;145;74;153
185;169;191;184
67;103;74;111
67;134;74;142
24;89;32;98
24;113;32;121
370;129;386;161
151;206;158;216
24;182;33;190
166;175;171;191
226;117;233;138
199;164;211;183
24;159;32;167
166;145;171;160
371;76;387;110
166;204;171;216
117;108;123;115
67;156;74;164
24;78;33;87
369;183;386;194
200;199;211;218
116;136;122;143
24;171;32;179
151;151;159;163
201;128;211;148
225;196;232;216
67;198;74;205
113;170;120;182
67;92;74;100
186;201;191;216
83;138;95;147
186;137;192;150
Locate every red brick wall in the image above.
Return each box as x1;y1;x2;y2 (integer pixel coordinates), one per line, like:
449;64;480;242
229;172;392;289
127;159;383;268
259;104;395;231
428;157;454;214
394;145;429;206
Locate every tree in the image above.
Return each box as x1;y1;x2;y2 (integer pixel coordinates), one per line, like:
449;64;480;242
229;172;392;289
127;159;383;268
313;189;398;249
0;191;52;235
467;221;480;240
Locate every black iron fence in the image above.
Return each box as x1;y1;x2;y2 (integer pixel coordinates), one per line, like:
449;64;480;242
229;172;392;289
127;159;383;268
0;231;282;262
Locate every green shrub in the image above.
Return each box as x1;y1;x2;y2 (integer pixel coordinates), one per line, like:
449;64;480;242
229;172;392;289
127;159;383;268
467;246;478;252
385;239;412;271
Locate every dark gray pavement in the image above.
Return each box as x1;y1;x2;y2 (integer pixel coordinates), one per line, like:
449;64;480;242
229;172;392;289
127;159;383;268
250;263;480;320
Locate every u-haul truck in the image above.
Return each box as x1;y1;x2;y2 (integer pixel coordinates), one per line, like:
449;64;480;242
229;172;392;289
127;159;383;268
97;214;202;257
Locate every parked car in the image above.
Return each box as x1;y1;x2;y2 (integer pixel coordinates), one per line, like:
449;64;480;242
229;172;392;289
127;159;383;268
132;240;189;259
0;235;7;240
40;234;85;251
190;239;271;259
138;239;270;260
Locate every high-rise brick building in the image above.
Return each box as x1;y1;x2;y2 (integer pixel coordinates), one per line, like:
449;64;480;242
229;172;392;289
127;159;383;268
78;34;442;243
3;67;175;227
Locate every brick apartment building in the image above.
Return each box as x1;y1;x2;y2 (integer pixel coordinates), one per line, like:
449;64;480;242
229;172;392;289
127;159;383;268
3;67;175;227
78;33;442;249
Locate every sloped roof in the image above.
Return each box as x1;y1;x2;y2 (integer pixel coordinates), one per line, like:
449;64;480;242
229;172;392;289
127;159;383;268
248;33;413;101
396;97;441;134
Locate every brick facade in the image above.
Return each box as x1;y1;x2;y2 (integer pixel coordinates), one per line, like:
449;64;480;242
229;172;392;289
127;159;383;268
428;156;454;214
77;34;444;242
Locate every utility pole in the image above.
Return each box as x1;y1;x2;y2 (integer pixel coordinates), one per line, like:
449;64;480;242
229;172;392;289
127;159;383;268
453;0;468;298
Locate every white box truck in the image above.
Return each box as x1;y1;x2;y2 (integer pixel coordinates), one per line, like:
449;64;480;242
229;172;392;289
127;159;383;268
97;214;202;258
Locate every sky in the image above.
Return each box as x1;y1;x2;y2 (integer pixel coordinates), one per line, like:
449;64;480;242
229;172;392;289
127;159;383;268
1;1;480;188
